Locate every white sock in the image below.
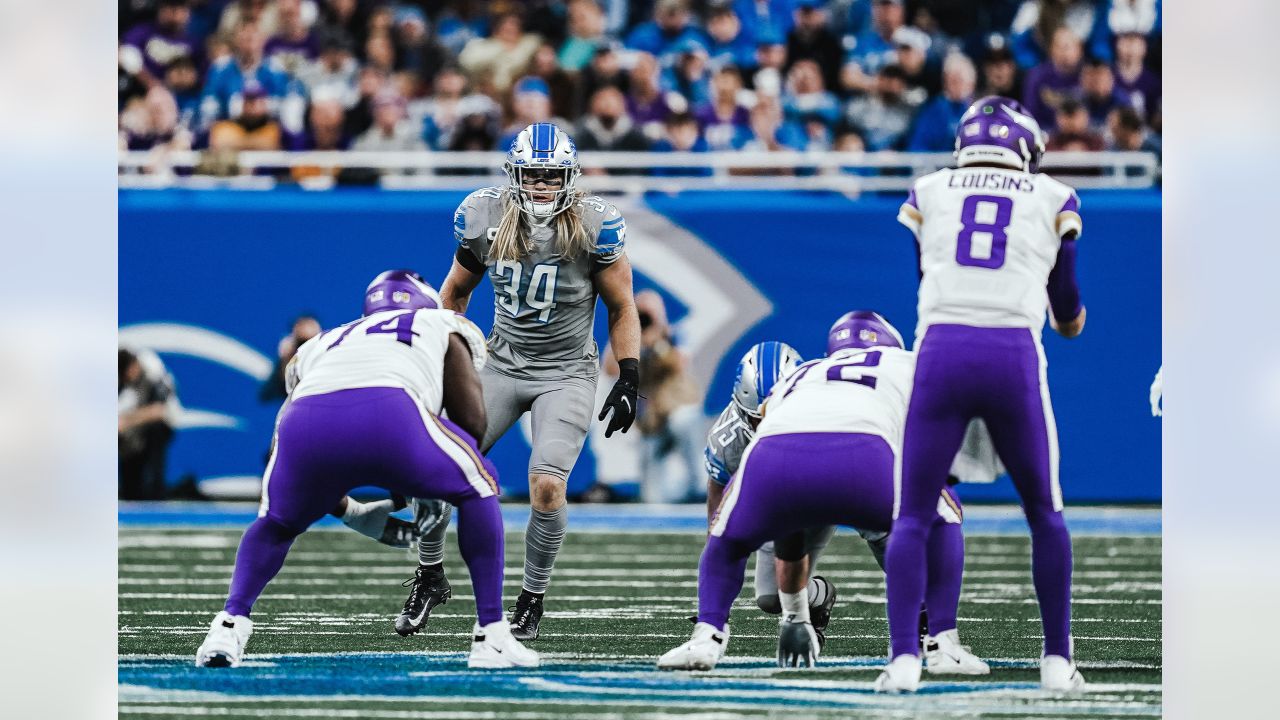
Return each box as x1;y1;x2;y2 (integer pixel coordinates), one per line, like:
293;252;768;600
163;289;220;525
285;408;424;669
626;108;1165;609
341;498;393;540
807;577;830;608
778;588;811;623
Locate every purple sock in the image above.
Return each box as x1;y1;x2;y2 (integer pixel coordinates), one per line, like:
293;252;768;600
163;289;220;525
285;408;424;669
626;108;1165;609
696;536;750;630
225;516;300;617
925;520;964;635
455;495;505;626
1027;509;1073;658
885;515;931;658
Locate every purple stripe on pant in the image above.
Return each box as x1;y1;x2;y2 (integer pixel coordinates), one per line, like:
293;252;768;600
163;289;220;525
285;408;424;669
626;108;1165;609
698;432;965;634
887;324;1073;659
225;387;506;624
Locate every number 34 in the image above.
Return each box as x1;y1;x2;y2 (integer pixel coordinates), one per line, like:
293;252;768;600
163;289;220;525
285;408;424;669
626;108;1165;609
494;260;559;323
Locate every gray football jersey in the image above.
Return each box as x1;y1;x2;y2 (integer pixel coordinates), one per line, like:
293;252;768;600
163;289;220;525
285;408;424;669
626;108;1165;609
704;401;755;485
453;187;626;380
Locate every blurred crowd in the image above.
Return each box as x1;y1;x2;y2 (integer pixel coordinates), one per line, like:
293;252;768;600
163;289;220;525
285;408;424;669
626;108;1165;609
119;0;1162;168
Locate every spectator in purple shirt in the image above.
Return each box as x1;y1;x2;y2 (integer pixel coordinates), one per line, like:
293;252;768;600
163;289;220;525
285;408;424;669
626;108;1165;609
1021;25;1083;129
693;65;751;151
264;0;320;78
627;52;677;141
1112;30;1159;123
121;0;200;86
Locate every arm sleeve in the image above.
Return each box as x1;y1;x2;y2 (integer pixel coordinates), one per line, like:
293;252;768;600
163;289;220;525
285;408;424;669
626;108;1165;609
455;245;486;274
1055;191;1083;240
1046;239;1083;323
594;209;626;266
704;446;732;486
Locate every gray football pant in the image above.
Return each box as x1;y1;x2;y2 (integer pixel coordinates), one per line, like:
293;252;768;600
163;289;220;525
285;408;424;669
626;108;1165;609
419;364;596;590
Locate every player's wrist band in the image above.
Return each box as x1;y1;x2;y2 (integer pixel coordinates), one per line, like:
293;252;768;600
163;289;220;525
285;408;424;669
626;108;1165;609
617;358;639;385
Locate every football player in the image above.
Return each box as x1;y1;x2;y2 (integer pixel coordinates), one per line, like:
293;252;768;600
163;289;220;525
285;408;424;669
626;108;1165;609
660;312;987;673
879;96;1087;693
195;271;537;669
395;123;641;641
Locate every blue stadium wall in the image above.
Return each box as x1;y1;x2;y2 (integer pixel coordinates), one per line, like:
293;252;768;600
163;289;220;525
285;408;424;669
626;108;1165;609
119;188;1161;503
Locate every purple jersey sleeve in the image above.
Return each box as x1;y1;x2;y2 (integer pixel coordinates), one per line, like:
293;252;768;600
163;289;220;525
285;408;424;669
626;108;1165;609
1056;192;1082;239
1046;240;1082;323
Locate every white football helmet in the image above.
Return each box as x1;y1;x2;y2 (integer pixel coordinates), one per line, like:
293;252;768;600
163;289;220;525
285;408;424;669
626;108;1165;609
502;122;582;225
732;341;803;419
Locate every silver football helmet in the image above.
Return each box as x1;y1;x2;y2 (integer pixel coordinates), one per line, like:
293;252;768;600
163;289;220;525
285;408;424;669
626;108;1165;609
502;122;582;225
732;341;803;418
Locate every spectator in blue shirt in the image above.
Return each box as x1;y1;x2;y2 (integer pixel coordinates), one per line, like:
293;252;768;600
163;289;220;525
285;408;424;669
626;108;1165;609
1009;0;1111;68
706;4;757;72
782;59;840;133
906;52;976;152
199;21;291;131
625;0;709;65
733;0;795;44
651;112;714;177
842;0;906;95
842;62;918;150
661;38;713;109
1079;57;1131;130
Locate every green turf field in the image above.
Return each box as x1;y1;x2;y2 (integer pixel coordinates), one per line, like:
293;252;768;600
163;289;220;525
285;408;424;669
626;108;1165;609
118;521;1161;718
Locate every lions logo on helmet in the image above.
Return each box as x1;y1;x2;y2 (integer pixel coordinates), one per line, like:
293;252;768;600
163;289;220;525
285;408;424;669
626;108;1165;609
503;123;583;225
732;341;803;418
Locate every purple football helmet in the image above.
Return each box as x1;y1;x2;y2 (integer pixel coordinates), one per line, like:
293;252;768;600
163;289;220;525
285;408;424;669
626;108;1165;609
363;270;441;316
954;96;1045;172
827;311;904;355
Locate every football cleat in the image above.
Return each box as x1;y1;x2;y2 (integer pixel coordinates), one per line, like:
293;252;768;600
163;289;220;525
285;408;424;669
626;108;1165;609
195;611;253;668
924;629;991;675
468;620;540;668
657;622;729;671
874;654;922;693
809;576;837;636
1040;654;1087;693
395;565;452;637
508;591;545;641
776;615;821;668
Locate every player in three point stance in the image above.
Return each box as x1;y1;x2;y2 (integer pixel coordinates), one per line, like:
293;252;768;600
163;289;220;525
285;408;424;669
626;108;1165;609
195;271;538;669
660;312;987;673
395;122;641;641
704;342;843;643
878;96;1087;693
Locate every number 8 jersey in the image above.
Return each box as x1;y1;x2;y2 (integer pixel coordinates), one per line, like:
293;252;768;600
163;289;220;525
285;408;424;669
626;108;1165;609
898;166;1082;338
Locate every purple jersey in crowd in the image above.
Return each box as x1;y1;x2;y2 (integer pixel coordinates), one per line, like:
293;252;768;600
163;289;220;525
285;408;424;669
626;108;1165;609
122;23;200;78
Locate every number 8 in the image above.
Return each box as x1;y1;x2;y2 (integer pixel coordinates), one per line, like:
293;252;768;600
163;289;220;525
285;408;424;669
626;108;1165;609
956;194;1013;269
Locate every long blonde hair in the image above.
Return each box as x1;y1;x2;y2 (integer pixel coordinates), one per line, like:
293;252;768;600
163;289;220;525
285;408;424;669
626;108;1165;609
489;189;594;263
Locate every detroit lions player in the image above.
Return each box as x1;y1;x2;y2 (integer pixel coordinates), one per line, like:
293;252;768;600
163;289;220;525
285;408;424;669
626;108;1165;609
195;270;537;669
879;97;1087;693
704;342;842;638
396;123;641;641
661;312;987;673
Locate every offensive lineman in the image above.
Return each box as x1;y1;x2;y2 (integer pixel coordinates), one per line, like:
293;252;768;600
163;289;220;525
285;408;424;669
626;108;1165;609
878;96;1087;693
195;271;537;669
660;312;987;672
396;123;641;641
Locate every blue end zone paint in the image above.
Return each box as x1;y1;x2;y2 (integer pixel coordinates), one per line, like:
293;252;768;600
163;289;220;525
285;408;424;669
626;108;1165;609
120;502;1160;535
119;654;1052;708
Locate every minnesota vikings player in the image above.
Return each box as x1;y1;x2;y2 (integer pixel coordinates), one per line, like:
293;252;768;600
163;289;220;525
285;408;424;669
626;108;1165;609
878;97;1087;693
195;271;538;669
704;342;842;638
395;123;641;641
660;312;986;673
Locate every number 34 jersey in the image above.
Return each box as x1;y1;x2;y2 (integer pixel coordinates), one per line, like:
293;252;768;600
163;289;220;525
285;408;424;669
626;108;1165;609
756;347;917;453
898;167;1082;337
453;187;626;380
287;309;488;414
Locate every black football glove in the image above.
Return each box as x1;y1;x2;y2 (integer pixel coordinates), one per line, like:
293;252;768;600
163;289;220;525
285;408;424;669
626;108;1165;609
598;358;639;438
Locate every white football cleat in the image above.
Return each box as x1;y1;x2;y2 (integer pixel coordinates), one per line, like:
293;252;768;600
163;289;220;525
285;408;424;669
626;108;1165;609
195;611;253;668
924;629;990;675
468;620;540;668
657;622;729;671
874;654;922;693
1040;654;1086;692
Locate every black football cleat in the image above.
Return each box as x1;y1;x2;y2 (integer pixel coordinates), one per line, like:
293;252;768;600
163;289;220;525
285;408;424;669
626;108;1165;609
395;565;451;637
508;591;545;641
809;576;838;635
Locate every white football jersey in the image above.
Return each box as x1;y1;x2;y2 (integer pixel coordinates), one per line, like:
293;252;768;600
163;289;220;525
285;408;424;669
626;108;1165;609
756;346;916;451
288;309;488;414
898;166;1082;339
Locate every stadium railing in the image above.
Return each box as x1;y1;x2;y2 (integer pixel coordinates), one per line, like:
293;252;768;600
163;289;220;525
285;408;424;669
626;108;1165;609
117;150;1159;192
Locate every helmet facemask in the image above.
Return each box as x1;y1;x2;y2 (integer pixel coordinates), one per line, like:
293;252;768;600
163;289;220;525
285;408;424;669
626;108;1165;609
503;163;581;226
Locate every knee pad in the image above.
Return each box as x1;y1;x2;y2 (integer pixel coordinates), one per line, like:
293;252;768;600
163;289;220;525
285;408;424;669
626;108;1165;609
773;531;807;562
756;594;782;614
